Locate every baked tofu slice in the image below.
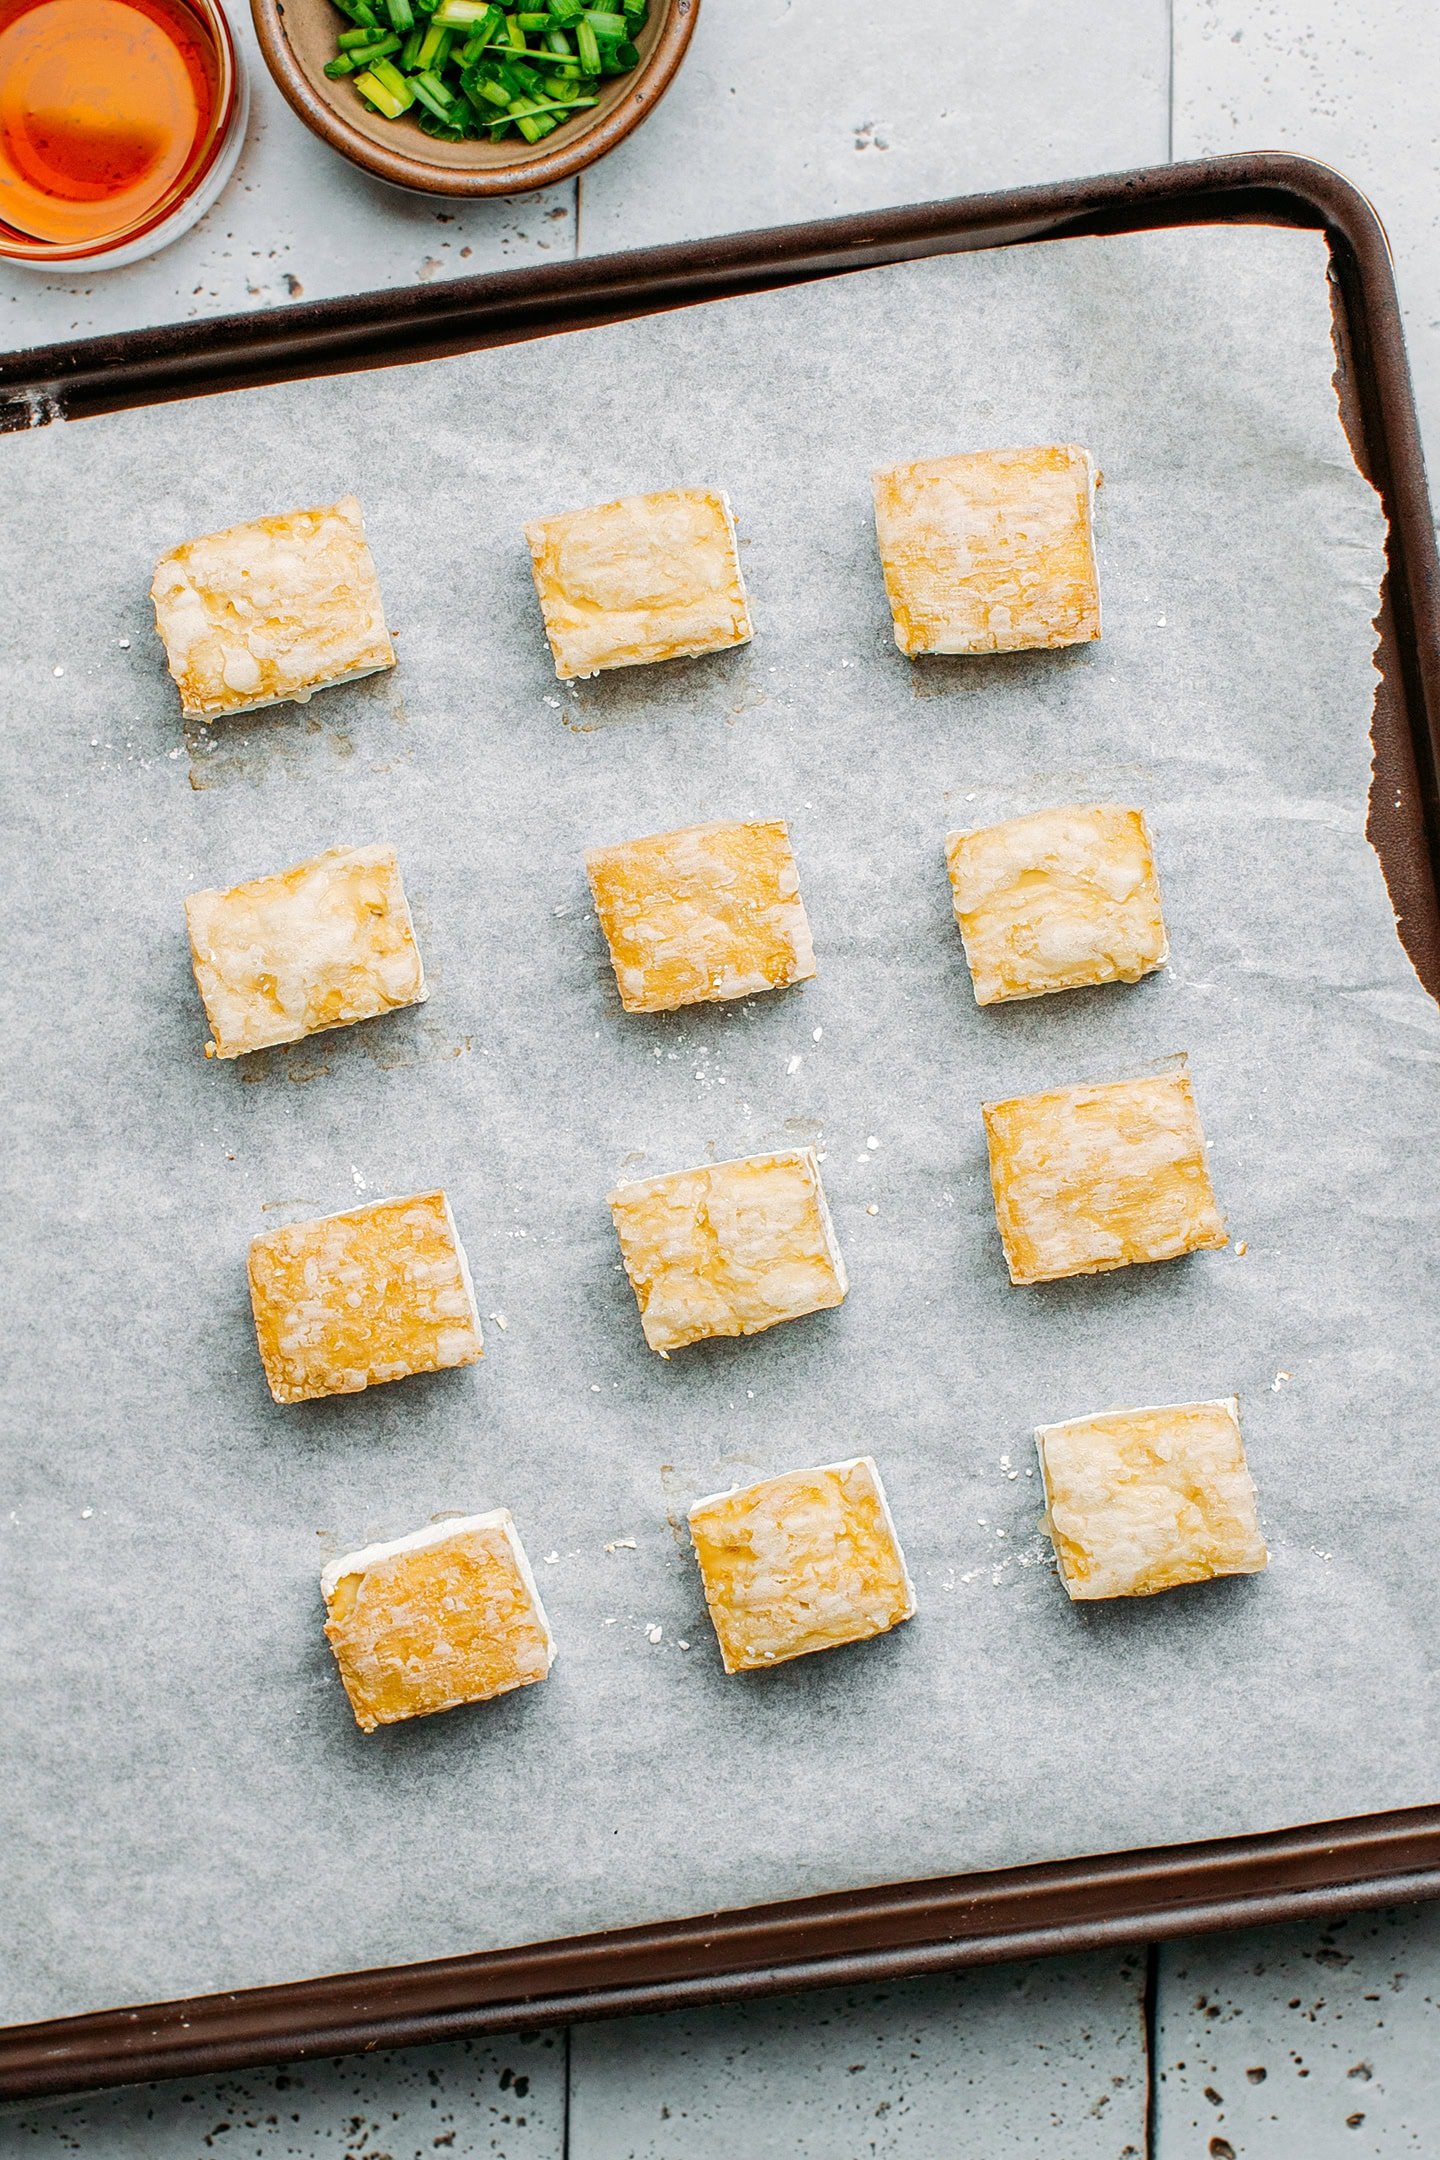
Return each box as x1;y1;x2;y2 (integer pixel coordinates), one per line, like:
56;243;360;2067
872;444;1100;657
1036;1398;1267;1600
689;1457;915;1674
609;1147;846;1353
150;495;394;720
586;818;815;1013
248;1191;483;1404
983;1070;1227;1286
185;843;426;1059
946;805;1167;1005
323;1512;555;1731
524;487;752;679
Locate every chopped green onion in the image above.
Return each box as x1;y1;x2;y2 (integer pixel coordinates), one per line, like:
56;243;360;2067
408;67;455;116
416;20;451;66
327;0;632;138
345;30;402;60
369;53;413;96
354;65;410;113
508;92;595;117
510;103;556;140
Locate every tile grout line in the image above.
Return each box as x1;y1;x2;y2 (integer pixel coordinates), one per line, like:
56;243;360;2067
1142;1939;1160;2157
562;2021;573;2157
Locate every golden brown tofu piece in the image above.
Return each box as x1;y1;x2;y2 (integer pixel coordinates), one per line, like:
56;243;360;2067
1036;1398;1267;1600
524;487;752;679
150;495;394;720
586;819;815;1014
872;445;1099;657
946;805;1167;1005
185;843;426;1059
689;1457;915;1673
323;1512;555;1731
248;1191;483;1405
609;1148;847;1353
982;1070;1227;1285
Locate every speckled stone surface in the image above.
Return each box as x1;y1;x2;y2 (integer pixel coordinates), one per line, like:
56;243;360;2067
569;1957;1148;2159
0;2032;566;2157
3;5;1439;2153
1174;0;1440;500
1155;1904;1440;2155
575;0;1170;252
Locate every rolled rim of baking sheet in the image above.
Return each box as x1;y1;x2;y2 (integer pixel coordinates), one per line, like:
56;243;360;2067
2;154;1438;2093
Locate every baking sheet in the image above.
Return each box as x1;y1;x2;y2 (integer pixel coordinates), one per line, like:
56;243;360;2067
4;223;1438;2028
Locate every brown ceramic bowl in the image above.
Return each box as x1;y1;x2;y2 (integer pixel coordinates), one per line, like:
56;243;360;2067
252;0;697;196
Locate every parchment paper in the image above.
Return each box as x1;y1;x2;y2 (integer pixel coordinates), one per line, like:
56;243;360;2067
4;225;1438;2027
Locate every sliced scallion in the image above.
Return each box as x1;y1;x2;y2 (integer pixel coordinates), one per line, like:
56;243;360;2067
349;31;402;60
368;54;413;96
574;15;599;68
354;65;410;112
415;20;451;67
408;67;455;116
330;0;635;140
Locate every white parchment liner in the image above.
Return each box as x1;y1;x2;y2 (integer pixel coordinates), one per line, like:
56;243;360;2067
3;225;1437;2022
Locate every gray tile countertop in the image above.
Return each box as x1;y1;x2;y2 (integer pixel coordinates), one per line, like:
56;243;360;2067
3;3;1437;2152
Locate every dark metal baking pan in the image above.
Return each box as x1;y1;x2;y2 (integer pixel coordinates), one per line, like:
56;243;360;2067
3;152;1437;2102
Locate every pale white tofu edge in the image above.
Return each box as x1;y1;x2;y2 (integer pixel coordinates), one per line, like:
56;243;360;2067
182;658;394;722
